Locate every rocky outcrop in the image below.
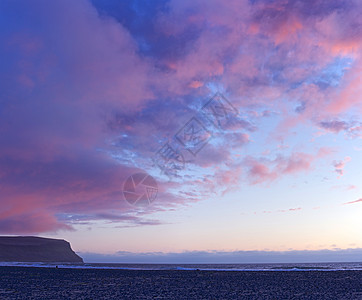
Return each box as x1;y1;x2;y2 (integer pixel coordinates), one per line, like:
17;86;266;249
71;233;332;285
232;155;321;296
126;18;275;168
0;236;83;263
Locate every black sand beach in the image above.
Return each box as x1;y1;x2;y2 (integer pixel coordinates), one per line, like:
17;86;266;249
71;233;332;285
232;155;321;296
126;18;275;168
0;267;361;299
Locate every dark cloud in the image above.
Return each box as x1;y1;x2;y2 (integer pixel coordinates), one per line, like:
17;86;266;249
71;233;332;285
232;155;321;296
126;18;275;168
319;120;361;137
320;120;349;132
80;248;362;263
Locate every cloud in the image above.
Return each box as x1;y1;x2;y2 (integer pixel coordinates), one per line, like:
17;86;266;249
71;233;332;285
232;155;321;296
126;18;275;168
277;207;302;213
0;0;163;233
319;120;362;138
320;120;350;133
1;0;362;234
0;212;73;234
80;248;362;263
243;148;332;184
343;198;362;205
333;156;351;177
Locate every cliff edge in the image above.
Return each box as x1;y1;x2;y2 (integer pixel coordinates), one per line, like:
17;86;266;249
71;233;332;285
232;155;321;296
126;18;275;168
0;236;83;263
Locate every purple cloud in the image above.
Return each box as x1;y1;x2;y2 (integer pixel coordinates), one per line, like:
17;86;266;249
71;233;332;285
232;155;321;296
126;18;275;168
0;0;361;234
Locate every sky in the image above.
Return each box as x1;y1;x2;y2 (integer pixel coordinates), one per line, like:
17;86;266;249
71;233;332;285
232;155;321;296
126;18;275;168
0;0;361;263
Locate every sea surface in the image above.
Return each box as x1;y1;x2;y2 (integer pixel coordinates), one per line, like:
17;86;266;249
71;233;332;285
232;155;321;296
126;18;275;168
1;261;361;271
1;264;362;299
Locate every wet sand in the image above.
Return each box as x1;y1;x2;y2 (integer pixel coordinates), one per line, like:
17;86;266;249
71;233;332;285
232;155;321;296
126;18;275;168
0;266;361;299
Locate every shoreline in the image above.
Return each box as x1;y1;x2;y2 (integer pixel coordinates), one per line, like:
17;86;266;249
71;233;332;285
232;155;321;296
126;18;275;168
1;267;362;299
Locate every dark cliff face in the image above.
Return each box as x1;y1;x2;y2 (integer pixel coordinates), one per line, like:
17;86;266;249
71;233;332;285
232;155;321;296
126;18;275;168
0;236;83;263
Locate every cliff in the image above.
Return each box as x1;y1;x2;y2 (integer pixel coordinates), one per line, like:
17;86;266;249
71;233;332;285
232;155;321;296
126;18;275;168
0;236;83;263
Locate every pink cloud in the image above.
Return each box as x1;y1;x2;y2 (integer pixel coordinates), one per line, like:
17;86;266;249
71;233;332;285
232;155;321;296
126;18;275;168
343;198;362;205
277;207;302;213
1;0;362;235
259;207;302;214
333;156;351;177
0;0;168;233
328;61;362;114
0;212;73;234
244;157;277;184
150;0;362;128
244;148;332;184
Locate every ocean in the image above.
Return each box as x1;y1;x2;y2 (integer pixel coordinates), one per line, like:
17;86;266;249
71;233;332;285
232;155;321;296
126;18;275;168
1;261;361;271
1;263;362;299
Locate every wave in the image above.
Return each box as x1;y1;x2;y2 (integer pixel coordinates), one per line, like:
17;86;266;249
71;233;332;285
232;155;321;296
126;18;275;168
1;262;361;271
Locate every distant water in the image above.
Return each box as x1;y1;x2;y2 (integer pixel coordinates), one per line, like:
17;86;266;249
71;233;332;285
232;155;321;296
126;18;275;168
1;262;362;271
